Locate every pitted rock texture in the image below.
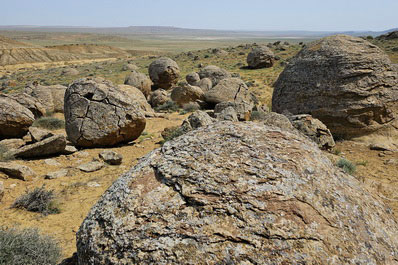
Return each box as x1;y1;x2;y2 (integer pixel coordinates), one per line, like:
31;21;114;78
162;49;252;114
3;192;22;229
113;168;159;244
149;57;180;90
247;46;275;69
0;97;34;139
64;78;146;147
77;122;398;265
272;35;398;139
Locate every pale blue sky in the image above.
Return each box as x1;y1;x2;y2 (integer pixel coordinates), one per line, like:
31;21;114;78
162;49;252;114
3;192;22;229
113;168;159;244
2;0;397;31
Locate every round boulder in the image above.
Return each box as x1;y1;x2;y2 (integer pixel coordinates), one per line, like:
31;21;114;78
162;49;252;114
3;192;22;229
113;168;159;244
272;35;398;138
77;122;398;264
124;70;152;99
149;89;169;108
148;57;180;90
185;72;200;86
0;97;34;139
198;65;231;86
247;46;275;69
64;78;146;147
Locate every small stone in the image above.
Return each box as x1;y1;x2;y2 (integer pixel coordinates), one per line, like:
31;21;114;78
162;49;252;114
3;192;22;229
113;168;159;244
44;159;61;166
45;169;69;179
78;161;105;173
63;145;78;155
29;127;53;143
75;151;89;158
99;151;123;165
87;182;101;187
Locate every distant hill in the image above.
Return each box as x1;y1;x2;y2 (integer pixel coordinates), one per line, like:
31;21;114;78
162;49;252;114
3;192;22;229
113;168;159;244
0;35;32;49
1;25;397;38
376;30;398;40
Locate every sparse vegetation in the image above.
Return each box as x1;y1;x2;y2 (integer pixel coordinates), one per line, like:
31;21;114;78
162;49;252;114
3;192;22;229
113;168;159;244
12;186;61;216
0;227;61;265
155;100;180;113
331;148;342;155
32;117;65;130
250;110;268;121
337;158;356;175
137;131;154;143
356;160;368;166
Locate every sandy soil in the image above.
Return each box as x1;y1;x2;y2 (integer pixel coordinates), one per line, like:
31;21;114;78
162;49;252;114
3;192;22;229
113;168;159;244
0;112;187;258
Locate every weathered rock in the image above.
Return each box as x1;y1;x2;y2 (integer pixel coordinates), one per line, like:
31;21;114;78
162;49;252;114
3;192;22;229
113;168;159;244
290;114;335;150
44;159;61;166
9;134;66;158
216;106;239;121
122;64;139;71
0;162;36;181
204;78;255;112
272;35;398;138
61;68;79;76
148;57;180;89
117;85;154;114
45;169;69;179
149;89;169;108
198;65;231;86
247;46;275;69
77;122;398;264
214;101;252;121
99;150;123;165
28;127;53;143
25;84;67;113
181;110;215;132
78;161;104;173
0;97;35;139
197;78;213;92
63;145;78;155
4;93;46;118
0;139;25;150
170;83;204;107
124;70;152;99
260;112;294;131
185;72;200;86
64;78;146;147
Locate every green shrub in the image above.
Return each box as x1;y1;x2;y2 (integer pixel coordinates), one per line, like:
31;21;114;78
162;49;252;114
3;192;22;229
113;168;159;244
0;227;61;265
12;186;60;216
32;117;65;130
155;100;180;113
337;158;356;175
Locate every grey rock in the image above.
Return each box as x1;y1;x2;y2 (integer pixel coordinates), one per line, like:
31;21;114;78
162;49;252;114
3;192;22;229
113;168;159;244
63;145;78;155
0;162;36;181
77;122;398;264
261;112;294;131
214;101;253;121
0;138;25;150
149;57;180;90
181;110;215;132
197;78;213;92
0;97;34;139
3;93;46;118
117;85;154;114
247;46;275;69
25;84;67;113
272;35;398;139
9;134;66;158
44;159;61;166
61;68;79;76
124;70;152;99
64;78;146;147
122;64;139;71
216;106;238;121
99;151;123;165
198;65;231;86
78;161;105;173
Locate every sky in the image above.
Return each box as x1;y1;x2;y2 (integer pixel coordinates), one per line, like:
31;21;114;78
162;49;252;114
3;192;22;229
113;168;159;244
1;0;397;32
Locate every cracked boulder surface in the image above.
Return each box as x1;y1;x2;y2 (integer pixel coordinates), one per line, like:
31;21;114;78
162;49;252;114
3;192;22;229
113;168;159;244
148;57;180;90
76;122;398;264
64;78;146;147
0;97;34;139
272;34;398;139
